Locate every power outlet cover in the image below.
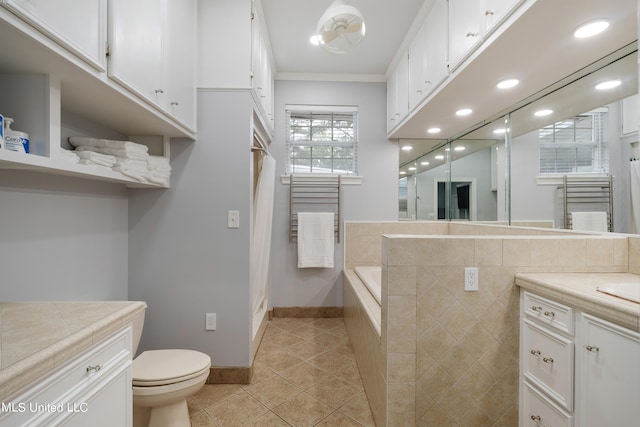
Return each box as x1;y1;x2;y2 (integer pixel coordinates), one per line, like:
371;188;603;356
205;313;216;330
464;267;478;291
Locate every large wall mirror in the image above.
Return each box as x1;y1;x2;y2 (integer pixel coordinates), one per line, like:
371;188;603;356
399;44;639;233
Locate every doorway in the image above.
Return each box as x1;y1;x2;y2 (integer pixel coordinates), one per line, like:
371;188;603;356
434;178;477;220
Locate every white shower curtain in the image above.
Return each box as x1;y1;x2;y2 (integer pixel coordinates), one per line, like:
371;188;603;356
631;160;640;234
251;155;276;319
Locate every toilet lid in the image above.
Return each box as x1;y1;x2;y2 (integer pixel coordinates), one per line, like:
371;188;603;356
132;349;211;386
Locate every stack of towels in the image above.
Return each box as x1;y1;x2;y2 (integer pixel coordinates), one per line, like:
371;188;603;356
67;137;171;185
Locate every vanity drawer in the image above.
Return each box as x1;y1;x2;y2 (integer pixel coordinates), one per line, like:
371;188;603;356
0;326;131;427
522;319;574;411
522;381;573;427
524;291;574;335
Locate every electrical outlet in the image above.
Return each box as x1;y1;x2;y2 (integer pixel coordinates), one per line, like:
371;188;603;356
228;211;239;229
464;267;478;291
205;313;216;330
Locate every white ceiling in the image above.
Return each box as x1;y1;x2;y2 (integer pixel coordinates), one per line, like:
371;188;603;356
260;0;427;80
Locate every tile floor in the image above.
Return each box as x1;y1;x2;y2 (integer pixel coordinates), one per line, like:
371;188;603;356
188;317;376;427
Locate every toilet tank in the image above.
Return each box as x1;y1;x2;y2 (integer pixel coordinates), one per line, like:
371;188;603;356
132;306;146;356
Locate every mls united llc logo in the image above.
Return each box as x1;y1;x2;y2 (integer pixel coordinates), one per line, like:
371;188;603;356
1;401;89;414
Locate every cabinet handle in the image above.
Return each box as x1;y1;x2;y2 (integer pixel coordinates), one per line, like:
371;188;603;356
585;345;600;352
86;365;103;373
542;357;554;364
543;311;555;318
466;32;479;38
171;102;179;106
485;10;495;16
155;89;164;94
530;415;541;422
530;306;543;312
529;349;541;356
425;80;432;85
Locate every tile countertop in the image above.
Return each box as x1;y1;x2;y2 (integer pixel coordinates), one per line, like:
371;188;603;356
0;301;146;401
515;273;640;332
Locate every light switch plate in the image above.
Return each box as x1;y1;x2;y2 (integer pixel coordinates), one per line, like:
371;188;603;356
228;211;239;228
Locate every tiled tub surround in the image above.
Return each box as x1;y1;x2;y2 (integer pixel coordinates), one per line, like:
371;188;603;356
343;221;636;426
0;301;146;400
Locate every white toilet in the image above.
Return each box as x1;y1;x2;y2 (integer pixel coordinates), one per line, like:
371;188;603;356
131;309;211;427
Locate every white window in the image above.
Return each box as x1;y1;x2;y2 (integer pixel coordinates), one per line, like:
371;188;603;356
539;108;609;174
286;105;358;174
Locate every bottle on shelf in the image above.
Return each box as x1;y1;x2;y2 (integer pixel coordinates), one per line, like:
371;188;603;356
3;117;29;154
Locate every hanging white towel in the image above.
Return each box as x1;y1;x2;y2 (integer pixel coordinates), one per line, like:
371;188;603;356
571;211;608;232
297;212;335;268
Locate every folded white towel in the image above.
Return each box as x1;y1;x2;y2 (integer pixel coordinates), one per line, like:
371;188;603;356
297;212;335;268
148;155;172;172
114;159;149;173
148;174;170;186
571;211;608;232
75;145;149;162
75;150;117;167
113;165;149;182
69;136;148;153
59;148;79;163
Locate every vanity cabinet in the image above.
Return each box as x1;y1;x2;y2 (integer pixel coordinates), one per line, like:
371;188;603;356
1;0;107;71
408;0;448;111
0;326;132;427
387;53;409;133
575;313;640;427
520;290;640;426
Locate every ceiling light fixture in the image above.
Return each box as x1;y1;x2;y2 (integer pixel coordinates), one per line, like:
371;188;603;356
497;78;519;89
314;0;366;54
435;155;445;160
456;108;472;116
534;109;553;117
399;171;407;175
421;161;430;166
408;167;417;171
595;79;621;90
454;146;466;151
427;127;441;134
493;128;506;134
574;19;610;39
401;145;413;151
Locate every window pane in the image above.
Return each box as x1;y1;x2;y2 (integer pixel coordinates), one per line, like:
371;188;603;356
333;159;353;173
292;145;310;158
291;159;311;173
313;158;333;172
333;146;353;158
313;146;332;158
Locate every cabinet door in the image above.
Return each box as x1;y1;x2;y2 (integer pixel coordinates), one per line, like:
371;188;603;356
483;0;518;34
423;0;449;98
164;0;196;130
3;0;106;70
448;0;483;70
108;0;165;105
388;54;409;132
408;22;428;110
577;314;640;427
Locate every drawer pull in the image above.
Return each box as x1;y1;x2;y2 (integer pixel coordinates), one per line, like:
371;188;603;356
543;311;555;318
529;349;541;356
586;345;600;352
542;357;554;364
530;415;541;421
530;306;543;312
86;365;103;373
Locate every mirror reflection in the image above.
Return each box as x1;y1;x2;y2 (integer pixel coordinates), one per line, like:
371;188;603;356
399;45;639;233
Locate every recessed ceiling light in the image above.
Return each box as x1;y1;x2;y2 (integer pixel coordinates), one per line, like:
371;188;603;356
456;108;473;116
454;146;466;151
493;128;506;134
427;127;441;134
399;171;407;175
310;35;321;45
408;167;416;171
435;155;445;160
445;147;450;151
421;161;430;166
401;145;413;151
497;79;519;89
574;20;609;39
595;80;621;90
534;109;553;117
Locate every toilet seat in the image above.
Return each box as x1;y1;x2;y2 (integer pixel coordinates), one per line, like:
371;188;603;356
133;349;211;387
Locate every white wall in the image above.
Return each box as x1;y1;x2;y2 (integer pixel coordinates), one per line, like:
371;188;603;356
128;90;254;366
269;80;398;309
0;172;129;300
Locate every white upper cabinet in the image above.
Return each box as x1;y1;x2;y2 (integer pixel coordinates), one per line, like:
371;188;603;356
448;0;483;70
163;0;197;131
387;53;409;132
408;0;448;111
2;0;107;71
251;4;274;129
108;0;165;106
448;0;520;70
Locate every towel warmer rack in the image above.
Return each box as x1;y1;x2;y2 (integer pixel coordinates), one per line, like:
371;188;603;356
289;175;342;243
561;175;614;231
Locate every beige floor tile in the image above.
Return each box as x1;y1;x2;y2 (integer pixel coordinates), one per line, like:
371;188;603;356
305;375;361;409
189;384;242;410
270;318;306;332
287;339;331;361
289;324;325;339
308;350;355;372
338;392;376;427
205;391;269;426
273;392;334;427
263;350;305;373
279;361;332;388
248;359;277;385
314;411;365;426
190;410;220;427
243;411;291;426
244;374;302;408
